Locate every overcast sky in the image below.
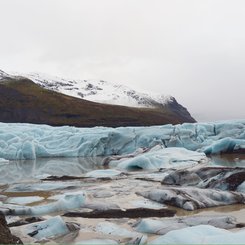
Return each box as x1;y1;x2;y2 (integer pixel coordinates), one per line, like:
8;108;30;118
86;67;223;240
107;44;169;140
0;0;244;122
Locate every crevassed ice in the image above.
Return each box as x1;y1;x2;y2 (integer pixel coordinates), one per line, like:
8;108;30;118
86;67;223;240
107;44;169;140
0;120;244;160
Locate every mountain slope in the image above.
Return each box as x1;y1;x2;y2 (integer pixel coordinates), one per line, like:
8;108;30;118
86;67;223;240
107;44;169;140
9;72;195;123
20;72;173;108
0;76;195;127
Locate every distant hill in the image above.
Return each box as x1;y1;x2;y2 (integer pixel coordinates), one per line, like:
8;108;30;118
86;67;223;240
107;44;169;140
0;71;196;127
11;71;196;123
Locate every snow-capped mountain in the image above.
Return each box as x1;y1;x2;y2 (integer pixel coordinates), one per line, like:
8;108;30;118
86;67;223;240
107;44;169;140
0;70;10;79
0;69;196;123
11;72;173;108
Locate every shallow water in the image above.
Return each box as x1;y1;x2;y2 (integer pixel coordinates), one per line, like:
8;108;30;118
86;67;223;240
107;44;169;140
0;153;244;185
0;157;105;184
209;153;245;167
1;153;245;244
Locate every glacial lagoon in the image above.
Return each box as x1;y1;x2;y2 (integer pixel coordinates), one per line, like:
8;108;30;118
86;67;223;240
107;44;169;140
0;120;244;244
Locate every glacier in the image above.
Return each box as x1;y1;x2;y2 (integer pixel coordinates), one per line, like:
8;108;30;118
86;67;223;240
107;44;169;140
0;120;244;160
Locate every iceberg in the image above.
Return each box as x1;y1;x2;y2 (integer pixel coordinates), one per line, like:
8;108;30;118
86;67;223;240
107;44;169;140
161;167;245;191
96;222;147;244
137;186;245;210
109;147;206;170
24;216;76;240
0;158;8;164
5;181;82;192
134;216;239;235
85;169;123;178
76;239;118;244
237;181;245;193
0;120;243;160
6;196;44;205
150;225;245;244
1;193;86;215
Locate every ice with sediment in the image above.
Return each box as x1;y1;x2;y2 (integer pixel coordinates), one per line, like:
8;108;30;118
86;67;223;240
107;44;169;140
5;181;82;192
96;222;147;244
0;120;244;160
6;196;44;205
24;216;70;240
134;216;239;235
1;193;86;215
76;239;118;245
85;169;123;178
237;181;245;193
150;225;245;244
109;147;206;170
138;187;245;211
0;158;8;164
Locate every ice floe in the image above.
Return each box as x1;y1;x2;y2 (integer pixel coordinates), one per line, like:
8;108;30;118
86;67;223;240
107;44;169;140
109;147;206;170
6;196;44;205
96;222;147;244
161;167;245;191
1;193;86;215
138;187;245;210
134;215;240;235
85;169;123;178
5;181;81;192
0;158;8;164
76;239;118;244
150;225;245;244
24;216;79;241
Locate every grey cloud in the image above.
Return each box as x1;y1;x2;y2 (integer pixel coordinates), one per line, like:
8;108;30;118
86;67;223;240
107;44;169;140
0;0;244;121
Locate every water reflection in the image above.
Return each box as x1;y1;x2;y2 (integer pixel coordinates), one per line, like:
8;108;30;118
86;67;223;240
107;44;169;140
209;154;245;167
1;153;244;185
0;157;105;184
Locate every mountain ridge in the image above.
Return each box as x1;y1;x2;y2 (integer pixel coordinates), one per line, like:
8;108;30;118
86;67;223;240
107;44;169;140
0;70;196;127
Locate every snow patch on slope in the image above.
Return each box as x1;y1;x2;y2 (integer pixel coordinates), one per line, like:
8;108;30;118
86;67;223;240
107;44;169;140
15;72;173;108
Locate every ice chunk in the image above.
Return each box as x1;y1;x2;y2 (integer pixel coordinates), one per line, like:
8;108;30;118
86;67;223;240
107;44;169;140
2;193;86;215
203;138;245;154
0;158;8;164
138;187;245;210
85;169;122;178
25;216;70;240
76;239;118;244
96;222;147;244
161;167;245;191
5;181;81;192
48;191;86;200
134;216;238;235
130;199;166;209
237;181;245;193
150;225;245;244
109;148;206;170
135;218;186;235
6;196;44;205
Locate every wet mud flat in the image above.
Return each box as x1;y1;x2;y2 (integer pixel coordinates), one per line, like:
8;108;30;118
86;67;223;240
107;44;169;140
0;155;245;244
